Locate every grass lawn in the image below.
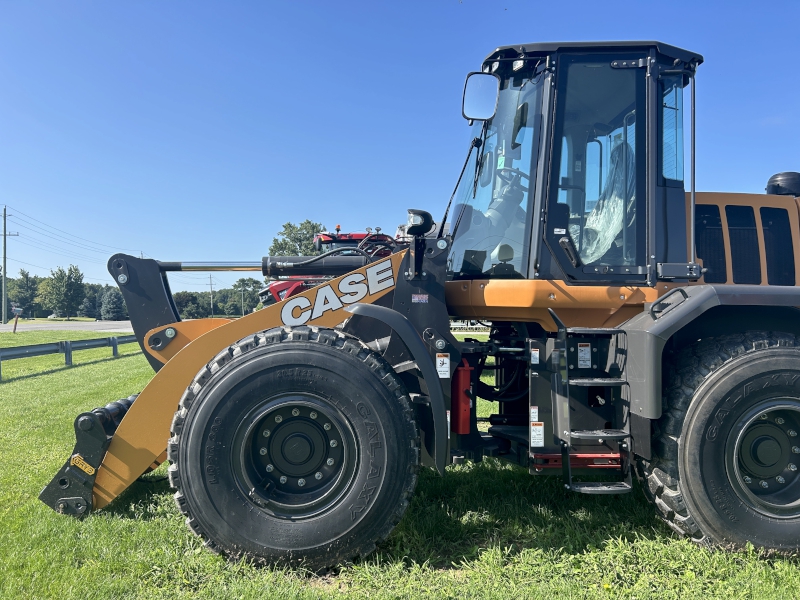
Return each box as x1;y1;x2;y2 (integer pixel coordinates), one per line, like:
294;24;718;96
1;331;799;598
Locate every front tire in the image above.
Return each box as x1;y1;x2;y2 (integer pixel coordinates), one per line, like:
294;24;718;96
639;332;800;551
167;326;419;569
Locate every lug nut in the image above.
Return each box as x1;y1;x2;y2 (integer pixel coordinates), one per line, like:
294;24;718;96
279;476;287;484
275;415;283;423
776;417;785;424
263;429;270;437
266;464;274;472
298;478;306;487
789;430;798;437
330;440;338;447
760;414;769;420
259;447;267;456
326;458;334;466
777;476;786;484
793;447;800;454
790;464;797;471
760;480;769;488
292;408;300;417
315;472;322;480
324;423;331;431
310;412;317;419
743;476;752;483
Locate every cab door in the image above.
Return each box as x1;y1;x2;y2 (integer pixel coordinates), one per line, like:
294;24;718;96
543;53;648;283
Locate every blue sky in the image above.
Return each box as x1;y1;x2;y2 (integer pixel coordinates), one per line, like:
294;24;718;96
1;0;798;291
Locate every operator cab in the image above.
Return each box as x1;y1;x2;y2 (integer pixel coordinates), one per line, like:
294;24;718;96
448;41;703;285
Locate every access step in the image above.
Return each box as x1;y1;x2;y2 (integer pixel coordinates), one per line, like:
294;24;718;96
569;481;632;495
570;428;629;441
568;377;626;387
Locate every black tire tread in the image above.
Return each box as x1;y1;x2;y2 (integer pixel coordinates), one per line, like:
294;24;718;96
167;325;420;568
636;331;799;544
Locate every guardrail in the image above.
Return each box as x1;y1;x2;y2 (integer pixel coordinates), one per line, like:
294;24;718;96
0;335;139;381
451;322;490;333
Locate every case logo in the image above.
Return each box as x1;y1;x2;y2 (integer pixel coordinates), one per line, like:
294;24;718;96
279;259;395;326
70;454;96;476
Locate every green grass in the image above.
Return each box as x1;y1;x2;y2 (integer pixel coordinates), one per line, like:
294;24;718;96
1;331;800;598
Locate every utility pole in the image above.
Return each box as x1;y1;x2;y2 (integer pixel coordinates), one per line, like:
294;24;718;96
241;286;245;316
2;206;20;324
209;274;214;318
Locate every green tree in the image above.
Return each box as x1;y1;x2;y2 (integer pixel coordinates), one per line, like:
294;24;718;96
100;288;126;320
8;269;43;317
36;265;85;319
232;277;263;315
10;269;41;318
173;291;207;319
77;297;96;318
268;220;325;256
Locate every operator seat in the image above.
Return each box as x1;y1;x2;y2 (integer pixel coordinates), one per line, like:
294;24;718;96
576;142;636;265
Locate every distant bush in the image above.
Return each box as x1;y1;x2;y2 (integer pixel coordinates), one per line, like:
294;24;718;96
77;297;96;319
101;288;127;321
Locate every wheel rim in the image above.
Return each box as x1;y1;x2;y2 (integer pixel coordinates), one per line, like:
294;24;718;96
231;394;359;519
726;399;800;518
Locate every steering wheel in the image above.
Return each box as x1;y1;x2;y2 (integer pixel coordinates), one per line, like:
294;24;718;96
496;167;530;192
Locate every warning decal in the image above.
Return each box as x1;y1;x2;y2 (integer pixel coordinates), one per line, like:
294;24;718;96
530;407;544;447
577;342;591;369
436;353;450;378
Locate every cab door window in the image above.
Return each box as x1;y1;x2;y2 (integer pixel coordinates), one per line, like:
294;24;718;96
547;54;647;275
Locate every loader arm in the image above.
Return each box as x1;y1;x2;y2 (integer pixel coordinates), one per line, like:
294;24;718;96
94;251;408;508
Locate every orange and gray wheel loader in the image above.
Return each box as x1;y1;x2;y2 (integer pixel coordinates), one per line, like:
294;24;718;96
41;41;800;569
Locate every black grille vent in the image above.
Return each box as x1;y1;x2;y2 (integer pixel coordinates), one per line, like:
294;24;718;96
695;205;727;283
761;207;795;286
725;206;761;284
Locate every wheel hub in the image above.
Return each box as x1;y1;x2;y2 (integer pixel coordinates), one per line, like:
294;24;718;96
282;434;312;464
232;395;357;519
729;401;800;518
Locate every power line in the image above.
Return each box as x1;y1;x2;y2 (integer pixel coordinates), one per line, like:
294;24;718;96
6;204;142;253
7;257;50;271
13;237;109;264
9;218;123;256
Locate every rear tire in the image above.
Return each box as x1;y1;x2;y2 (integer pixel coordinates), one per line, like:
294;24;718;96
167;326;419;569
638;332;800;551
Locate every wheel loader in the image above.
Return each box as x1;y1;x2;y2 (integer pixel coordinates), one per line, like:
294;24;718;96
41;41;800;569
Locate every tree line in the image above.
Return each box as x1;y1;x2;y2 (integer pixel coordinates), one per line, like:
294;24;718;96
5;267;128;320
5;219;326;322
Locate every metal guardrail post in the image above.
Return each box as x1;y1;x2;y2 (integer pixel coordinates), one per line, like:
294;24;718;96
63;341;73;367
110;337;119;358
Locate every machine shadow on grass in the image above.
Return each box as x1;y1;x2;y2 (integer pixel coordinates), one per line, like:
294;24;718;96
104;468;174;521
106;457;670;566
375;459;670;568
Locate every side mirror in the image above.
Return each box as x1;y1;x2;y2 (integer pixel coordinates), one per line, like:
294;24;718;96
462;72;500;121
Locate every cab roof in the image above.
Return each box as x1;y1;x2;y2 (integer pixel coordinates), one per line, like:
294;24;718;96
484;41;703;66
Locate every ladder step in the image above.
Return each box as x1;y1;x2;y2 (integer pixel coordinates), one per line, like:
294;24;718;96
569;481;632;495
570;429;629;441
568;377;626;387
566;327;624;336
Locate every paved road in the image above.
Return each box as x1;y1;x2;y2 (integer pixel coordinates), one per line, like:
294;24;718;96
0;320;133;333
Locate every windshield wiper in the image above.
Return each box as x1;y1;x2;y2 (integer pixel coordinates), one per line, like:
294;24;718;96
437;131;484;238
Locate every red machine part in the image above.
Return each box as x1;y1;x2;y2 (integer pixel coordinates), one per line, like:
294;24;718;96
531;453;621;470
451;359;474;434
